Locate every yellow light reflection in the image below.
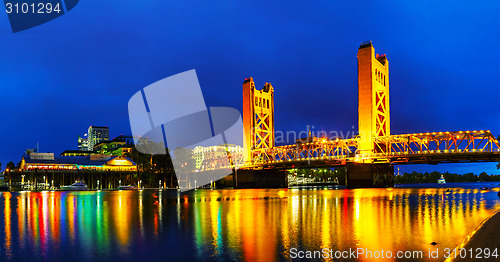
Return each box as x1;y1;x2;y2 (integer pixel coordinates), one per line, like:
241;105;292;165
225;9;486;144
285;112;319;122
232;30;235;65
4;193;12;259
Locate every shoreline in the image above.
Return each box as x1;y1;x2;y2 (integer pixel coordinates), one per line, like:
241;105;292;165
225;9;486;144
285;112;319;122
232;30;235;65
447;207;500;262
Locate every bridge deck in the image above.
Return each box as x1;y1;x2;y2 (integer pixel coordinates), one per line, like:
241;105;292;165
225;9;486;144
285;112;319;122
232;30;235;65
245;130;500;169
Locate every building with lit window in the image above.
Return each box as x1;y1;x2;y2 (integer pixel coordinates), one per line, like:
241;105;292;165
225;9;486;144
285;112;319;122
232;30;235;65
60;150;92;156
13;153;138;190
21;153;137;173
93;135;134;156
78;135;89;151
192;144;244;170
87;126;109;151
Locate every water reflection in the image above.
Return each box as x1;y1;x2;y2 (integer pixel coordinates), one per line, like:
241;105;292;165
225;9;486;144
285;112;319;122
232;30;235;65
0;185;497;261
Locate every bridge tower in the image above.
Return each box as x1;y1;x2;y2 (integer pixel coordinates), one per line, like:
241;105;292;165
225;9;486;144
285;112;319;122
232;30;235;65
242;77;275;164
237;78;285;188
346;41;393;188
357;41;390;157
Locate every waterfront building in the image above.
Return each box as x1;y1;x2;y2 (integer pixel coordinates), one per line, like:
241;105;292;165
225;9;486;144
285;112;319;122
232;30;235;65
192;144;244;170
21;153;137;172
15;152;138;190
87;126;109;151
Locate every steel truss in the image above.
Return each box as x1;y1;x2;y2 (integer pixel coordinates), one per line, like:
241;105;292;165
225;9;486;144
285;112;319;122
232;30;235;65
251;138;358;166
372;130;500;163
247;130;500;167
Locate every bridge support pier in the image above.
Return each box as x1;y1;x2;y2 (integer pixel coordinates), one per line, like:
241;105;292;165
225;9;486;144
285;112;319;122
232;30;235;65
233;169;288;189
346;163;394;188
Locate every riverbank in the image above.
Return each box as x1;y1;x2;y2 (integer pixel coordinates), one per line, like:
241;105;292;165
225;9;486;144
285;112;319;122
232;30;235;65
449;208;500;262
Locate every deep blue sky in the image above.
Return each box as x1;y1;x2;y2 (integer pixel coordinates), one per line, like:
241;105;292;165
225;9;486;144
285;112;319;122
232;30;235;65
1;1;499;174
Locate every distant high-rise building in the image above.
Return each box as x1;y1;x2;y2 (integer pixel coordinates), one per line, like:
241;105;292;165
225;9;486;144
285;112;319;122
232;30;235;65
87;126;109;151
78;135;89;151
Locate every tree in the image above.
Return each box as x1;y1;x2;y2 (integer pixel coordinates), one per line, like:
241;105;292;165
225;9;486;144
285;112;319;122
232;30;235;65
172;147;195;173
479;172;491;182
124;141;176;188
5;161;15;172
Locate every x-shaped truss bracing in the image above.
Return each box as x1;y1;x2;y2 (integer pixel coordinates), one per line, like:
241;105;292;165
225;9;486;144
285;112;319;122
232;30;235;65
250;139;358;165
373;130;500;162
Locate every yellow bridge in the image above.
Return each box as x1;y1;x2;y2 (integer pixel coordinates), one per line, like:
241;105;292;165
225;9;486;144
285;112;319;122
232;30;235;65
237;41;500;188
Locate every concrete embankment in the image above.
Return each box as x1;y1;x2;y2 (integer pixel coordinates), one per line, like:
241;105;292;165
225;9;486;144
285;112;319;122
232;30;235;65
450;208;500;262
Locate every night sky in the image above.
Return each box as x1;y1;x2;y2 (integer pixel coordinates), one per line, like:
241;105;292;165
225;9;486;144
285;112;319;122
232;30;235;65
1;1;499;174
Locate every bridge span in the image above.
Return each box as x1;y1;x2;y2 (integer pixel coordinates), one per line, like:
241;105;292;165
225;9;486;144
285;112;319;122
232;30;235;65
235;41;500;188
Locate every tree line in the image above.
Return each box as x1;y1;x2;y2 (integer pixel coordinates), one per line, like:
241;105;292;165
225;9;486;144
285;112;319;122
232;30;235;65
395;171;500;184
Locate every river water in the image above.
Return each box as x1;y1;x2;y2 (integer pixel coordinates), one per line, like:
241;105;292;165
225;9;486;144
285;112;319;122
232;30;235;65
0;182;499;261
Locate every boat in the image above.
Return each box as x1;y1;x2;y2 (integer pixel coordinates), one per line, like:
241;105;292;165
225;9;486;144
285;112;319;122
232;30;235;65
118;184;138;190
437;175;446;184
61;180;88;191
